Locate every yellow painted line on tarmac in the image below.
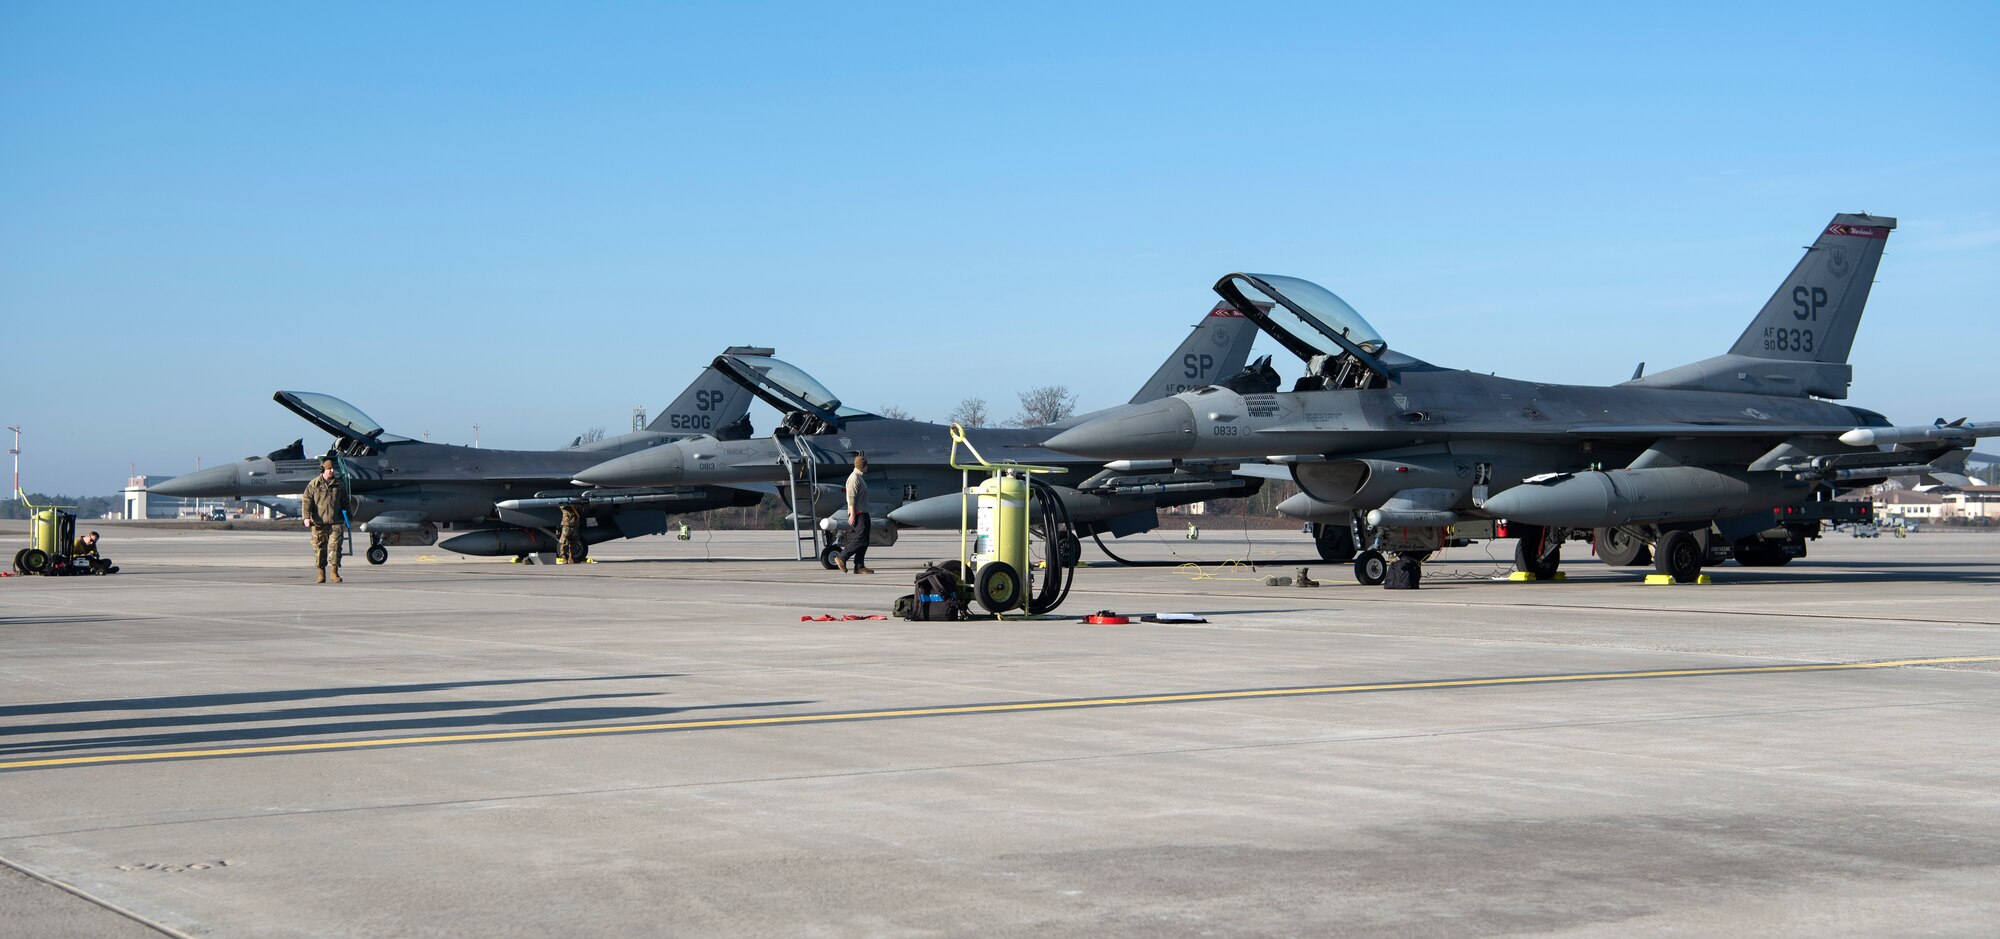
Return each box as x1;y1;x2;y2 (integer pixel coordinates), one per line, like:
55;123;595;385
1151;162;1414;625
3;655;1995;772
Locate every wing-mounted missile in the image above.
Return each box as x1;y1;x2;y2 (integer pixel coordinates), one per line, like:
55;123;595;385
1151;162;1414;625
495;488;742;511
1838;419;1997;448
1363;489;1461;529
1075;459;1258;499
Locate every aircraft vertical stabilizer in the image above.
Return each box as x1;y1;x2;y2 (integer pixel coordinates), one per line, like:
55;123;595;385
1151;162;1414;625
1729;213;1894;366
1626;213;1895;399
1126;302;1258;404
646;348;765;437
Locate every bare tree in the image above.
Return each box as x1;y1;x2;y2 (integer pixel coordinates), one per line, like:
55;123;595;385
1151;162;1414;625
1009;385;1078;428
878;405;915;421
948;397;989;428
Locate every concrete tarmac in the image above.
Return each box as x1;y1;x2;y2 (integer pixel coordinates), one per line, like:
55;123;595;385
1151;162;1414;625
2;522;1997;937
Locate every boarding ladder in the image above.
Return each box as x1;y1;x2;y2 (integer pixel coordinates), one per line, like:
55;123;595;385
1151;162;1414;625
775;431;824;560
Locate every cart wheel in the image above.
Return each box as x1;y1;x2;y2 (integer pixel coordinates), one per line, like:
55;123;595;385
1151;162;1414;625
1057;531;1082;568
975;561;1022;613
19;548;49;574
11;548;28;574
366;545;389;565
820;543;841;570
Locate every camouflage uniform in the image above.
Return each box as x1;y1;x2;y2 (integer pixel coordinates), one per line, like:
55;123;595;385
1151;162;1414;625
303;469;350;579
558;504;583;564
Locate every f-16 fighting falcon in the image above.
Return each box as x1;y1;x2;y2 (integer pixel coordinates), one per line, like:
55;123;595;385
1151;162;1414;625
147;354;772;564
1044;214;1998;584
570;304;1263;566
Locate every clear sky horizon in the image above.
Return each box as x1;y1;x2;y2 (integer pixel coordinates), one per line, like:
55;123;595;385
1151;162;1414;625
4;2;1996;496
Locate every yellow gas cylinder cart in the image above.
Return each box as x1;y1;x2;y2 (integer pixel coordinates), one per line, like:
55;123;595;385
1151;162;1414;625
12;494;89;575
946;424;1078;616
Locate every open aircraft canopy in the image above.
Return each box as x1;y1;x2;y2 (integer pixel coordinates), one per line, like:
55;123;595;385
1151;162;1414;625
274;391;412;446
715;354;871;430
1214;273;1395;389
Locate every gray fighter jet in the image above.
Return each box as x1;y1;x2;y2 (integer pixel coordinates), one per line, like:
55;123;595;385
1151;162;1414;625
1045;214;1999;583
571;305;1262;564
148;355;771;563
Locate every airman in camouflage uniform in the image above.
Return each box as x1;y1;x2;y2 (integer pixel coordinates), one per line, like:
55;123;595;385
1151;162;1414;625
302;457;350;583
558;504;583;564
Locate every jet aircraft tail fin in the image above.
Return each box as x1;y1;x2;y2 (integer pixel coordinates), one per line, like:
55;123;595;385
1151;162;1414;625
1126;302;1260;405
1625;213;1894;399
646;347;765;437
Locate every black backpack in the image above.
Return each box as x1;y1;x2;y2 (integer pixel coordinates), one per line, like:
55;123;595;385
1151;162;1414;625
1383;556;1422;590
907;563;966;621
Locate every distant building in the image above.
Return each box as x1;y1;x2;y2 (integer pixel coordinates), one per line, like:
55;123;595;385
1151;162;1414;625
124;474;205;520
1938;485;2000;521
1872;488;1943;523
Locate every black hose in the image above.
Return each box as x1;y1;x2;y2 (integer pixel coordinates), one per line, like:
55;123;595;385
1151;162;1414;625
1027;478;1075;614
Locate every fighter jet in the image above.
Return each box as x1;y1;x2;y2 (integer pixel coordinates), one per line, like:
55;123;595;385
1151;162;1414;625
1045;214;1999;583
147;354;772;563
570;305;1262;565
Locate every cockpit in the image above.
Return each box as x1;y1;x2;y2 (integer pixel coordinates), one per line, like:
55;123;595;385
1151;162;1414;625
713;354;872;437
274;390;412;456
1213;273;1394;391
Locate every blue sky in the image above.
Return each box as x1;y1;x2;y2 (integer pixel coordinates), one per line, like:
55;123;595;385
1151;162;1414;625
3;2;1996;495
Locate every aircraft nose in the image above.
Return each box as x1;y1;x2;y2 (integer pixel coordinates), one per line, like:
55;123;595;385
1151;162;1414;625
573;443;686;487
1044;397;1196;460
149;464;241;498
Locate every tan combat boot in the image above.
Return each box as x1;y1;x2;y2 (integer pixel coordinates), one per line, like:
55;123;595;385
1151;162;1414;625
330;569;343;584
316;568;326;584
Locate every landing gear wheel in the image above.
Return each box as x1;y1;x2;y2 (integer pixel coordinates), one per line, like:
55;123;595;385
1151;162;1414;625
1513;526;1561;579
819;543;841;570
1655;530;1704;583
1594;527;1651;566
1353;550;1386;586
974;561;1022;614
1313;524;1357;563
19;548;48;574
366;545;389;565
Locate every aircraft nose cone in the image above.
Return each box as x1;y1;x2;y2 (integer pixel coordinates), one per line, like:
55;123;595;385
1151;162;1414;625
149;464;241;498
1044;397;1196;460
574;443;686;487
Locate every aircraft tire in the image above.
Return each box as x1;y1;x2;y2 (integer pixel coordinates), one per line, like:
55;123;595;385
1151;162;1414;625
1353;550;1386;586
1057;531;1082;568
819;543;840;570
1313;524;1356;563
366;545;389;565
1513;527;1561;579
1594;527;1651;566
1655;530;1704;583
975;561;1022;613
